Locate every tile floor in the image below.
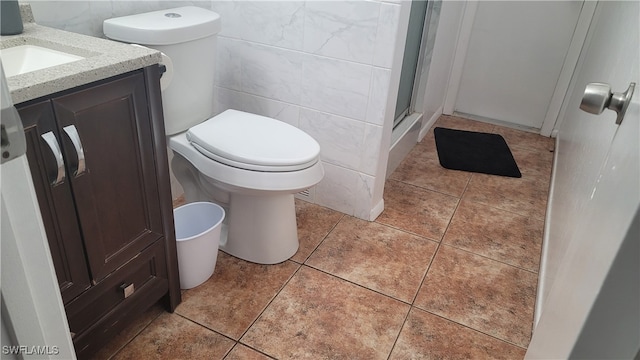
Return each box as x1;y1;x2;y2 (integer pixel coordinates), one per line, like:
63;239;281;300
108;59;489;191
92;115;555;360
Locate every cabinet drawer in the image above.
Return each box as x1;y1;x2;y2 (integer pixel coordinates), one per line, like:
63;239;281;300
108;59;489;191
66;239;168;337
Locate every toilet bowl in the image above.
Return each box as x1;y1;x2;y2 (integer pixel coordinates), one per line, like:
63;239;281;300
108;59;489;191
169;110;323;264
104;7;324;264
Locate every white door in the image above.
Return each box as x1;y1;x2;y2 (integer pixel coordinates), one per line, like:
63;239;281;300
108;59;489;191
527;1;639;358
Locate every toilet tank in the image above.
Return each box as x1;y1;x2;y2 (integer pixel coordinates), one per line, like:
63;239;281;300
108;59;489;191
104;7;221;135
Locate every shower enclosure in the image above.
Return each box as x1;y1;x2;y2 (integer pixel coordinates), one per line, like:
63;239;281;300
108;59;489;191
388;0;441;174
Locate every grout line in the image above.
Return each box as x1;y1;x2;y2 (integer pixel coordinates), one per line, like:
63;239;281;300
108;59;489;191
174;312;236;342
372;219;441;244
386;305;414;360
295;212;346;265
235;260;304;342
441;242;540;275
415;307;530;350
224;342;277;360
221;207;347;346
460;194;548;224
301;263;414;306
172;313;276;359
385;177;465;200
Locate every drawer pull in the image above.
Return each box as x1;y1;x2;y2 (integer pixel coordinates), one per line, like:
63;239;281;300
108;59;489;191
120;283;135;298
63;125;86;176
40;131;66;186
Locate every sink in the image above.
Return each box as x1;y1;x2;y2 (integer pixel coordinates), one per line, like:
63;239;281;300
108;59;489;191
0;44;84;77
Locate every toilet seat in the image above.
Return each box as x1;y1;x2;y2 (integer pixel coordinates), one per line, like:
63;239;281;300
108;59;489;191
186;110;320;172
169;132;324;193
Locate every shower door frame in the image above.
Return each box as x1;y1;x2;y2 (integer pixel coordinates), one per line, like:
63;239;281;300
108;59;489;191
393;0;433;130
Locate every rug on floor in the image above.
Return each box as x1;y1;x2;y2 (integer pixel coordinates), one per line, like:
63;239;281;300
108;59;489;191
434;127;521;178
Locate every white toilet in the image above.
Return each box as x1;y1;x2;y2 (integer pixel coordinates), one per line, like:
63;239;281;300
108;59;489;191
104;7;324;264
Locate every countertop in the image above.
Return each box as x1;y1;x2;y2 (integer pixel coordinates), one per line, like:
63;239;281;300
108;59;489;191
0;5;162;104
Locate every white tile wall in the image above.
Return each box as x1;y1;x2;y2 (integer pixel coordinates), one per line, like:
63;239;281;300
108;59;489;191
303;1;380;64
315;162;359;215
242;42;303;104
374;3;403;68
366;67;392;126
300;55;372;121
211;1;404;219
298;109;366;171
29;0;405;220
242;1;305;50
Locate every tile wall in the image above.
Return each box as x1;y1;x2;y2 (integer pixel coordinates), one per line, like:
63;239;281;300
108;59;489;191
29;0;408;220
211;0;402;219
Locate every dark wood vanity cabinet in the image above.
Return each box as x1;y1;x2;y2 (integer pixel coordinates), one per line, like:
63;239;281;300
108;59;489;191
18;65;180;359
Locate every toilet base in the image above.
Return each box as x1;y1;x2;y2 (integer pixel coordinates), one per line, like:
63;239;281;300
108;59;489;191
171;150;308;265
219;192;298;264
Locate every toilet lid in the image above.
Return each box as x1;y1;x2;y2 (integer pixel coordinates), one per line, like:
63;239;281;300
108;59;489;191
186;110;321;172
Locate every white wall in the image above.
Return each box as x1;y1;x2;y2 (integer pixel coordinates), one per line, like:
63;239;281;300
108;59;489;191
449;1;583;130
30;0;407;221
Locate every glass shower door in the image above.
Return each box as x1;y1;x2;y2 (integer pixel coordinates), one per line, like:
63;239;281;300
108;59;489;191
394;0;430;128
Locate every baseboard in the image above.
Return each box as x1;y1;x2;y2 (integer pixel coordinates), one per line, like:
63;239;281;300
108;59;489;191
419;106;443;141
387;114;422;178
534;134;561;327
369;198;385;221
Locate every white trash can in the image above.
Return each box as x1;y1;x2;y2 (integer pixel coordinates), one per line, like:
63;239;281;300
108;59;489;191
174;202;225;289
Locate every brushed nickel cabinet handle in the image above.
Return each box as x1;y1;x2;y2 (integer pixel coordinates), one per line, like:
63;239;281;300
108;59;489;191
120;283;135;299
62;125;86;176
40;131;66;186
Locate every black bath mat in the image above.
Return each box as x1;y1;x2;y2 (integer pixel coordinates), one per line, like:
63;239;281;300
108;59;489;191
434;127;521;178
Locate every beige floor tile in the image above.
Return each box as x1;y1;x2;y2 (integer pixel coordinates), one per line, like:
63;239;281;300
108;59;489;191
433;115;497;133
390;132;472;197
292;200;344;263
175;252;299;339
111;312;234;360
225;344;273;360
241;266;409;359
306;216;438;302
377;179;459;240
494;126;555;153
414;246;537;347
390;308;526;359
510;145;554;183
443;200;543;272
462;136;553;222
463;174;549;221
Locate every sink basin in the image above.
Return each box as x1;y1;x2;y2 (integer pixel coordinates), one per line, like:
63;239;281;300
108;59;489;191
0;44;84;77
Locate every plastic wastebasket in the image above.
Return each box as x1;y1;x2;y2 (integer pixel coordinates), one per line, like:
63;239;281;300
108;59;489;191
173;202;225;289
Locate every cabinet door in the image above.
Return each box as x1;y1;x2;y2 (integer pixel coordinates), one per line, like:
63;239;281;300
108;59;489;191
52;72;164;282
20;100;92;303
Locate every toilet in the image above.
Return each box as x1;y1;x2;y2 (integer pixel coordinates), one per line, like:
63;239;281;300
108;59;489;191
104;7;324;264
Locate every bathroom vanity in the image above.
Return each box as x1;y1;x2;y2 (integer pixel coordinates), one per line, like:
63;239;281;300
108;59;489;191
1;7;180;359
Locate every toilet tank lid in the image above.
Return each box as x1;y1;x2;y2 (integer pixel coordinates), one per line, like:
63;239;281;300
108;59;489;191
103;6;221;45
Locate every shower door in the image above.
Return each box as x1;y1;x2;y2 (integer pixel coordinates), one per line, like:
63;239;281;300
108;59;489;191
393;0;430;128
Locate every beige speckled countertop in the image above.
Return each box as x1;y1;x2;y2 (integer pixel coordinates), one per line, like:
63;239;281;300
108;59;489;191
0;5;161;104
